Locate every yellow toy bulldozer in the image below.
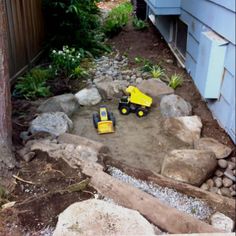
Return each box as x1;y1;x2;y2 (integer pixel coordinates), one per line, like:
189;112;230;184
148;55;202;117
93;106;116;134
118;86;152;117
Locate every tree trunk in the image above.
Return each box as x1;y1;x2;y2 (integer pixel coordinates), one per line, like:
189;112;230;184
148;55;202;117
0;0;16;179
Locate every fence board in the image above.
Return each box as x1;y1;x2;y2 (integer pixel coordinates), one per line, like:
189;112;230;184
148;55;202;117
4;0;45;81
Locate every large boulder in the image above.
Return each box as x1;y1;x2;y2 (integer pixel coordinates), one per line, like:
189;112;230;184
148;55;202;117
161;149;217;186
95;78;128;99
37;93;79;116
137;79;174;101
75;87;101;106
53;199;155;236
163;115;202;145
29;112;73;136
194;137;232;159
160;94;192;117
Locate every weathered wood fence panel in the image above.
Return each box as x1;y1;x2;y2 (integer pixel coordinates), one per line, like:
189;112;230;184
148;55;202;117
4;0;45;81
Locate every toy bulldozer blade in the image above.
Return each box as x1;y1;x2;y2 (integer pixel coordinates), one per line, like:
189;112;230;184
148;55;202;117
97;121;114;134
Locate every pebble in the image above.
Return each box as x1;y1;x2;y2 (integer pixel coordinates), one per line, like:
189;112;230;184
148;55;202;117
227;161;236;170
166;59;174;64
222;177;233;187
215;170;223;177
218;159;228;169
108;166;212;220
214;178;223;188
224;169;236;182
136;77;143;84
200;183;209;191
232;184;236;190
206;179;214;188
231;191;236;197
220;187;231;197
209;187;218;194
230;156;236;163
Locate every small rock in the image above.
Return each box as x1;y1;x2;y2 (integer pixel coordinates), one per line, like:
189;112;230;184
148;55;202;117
136;77;143;84
218;159;228;169
194;137;232;159
163;116;202;145
209;187;218;194
23;152;36;162
210;212;235;232
200;183;209;191
227;161;236;170
215;170;224;177
75;87;102;106
230;156;236;163
206;179;214;188
160;94;192;118
166;59;174;64
214;178;223;188
29;112;73;136
222;177;233;187
224;169;236;182
231;191;236;197
232;184;236;190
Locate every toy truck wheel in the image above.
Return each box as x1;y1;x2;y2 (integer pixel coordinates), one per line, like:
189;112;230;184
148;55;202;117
93;113;100;128
119;105;130;115
136;108;148;118
108;112;116;127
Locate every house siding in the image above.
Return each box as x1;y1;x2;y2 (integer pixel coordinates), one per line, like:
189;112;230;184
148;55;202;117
146;0;236;143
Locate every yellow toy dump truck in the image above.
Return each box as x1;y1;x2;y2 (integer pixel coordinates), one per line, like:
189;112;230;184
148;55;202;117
93;106;116;134
118;86;153;117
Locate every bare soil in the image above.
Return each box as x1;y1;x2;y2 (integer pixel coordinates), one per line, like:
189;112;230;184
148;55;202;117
0;151;95;235
72;101;189;174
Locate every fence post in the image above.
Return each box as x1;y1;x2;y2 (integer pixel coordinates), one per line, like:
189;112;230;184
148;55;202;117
0;0;16;179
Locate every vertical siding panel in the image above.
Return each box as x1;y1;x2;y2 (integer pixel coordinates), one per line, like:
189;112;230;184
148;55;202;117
5;0;45;80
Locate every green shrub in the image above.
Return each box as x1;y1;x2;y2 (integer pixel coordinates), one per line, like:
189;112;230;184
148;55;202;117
43;0;107;55
103;2;133;37
151;66;165;79
132;16;148;30
50;46;83;77
140;60;154;72
168;73;183;89
14;68;52;100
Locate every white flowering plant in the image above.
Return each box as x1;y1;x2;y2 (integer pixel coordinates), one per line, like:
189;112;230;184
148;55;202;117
50;46;85;78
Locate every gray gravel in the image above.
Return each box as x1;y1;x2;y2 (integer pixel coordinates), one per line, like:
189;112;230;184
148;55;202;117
107;166;213;220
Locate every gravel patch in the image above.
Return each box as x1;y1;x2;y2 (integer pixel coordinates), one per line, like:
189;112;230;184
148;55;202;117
107;166;213;220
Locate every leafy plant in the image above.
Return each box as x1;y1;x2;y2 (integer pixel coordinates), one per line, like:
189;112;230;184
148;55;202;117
50;46;83;77
141;60;154;72
132;16;148;30
73;66;89;78
151;66;165;79
134;56;144;63
168;73;183;89
43;0;107;55
14;68;52;99
103;2;133;37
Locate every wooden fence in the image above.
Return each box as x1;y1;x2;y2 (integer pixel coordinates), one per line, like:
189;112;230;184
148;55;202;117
4;0;45;81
